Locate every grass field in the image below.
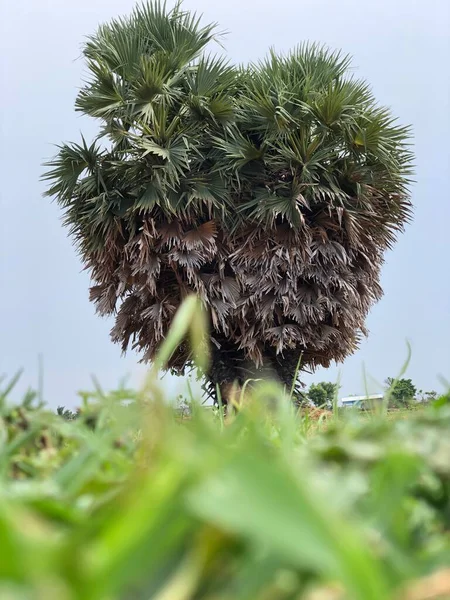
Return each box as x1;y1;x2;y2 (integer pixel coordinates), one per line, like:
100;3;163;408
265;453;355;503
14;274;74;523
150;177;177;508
1;300;449;600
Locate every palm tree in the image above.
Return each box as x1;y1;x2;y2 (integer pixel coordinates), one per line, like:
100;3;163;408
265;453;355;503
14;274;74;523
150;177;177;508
43;1;413;403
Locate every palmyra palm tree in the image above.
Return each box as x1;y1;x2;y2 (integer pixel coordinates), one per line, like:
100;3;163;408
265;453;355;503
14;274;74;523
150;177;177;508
44;1;413;402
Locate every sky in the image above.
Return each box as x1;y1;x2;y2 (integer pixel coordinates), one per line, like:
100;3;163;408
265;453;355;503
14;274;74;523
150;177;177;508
1;0;449;408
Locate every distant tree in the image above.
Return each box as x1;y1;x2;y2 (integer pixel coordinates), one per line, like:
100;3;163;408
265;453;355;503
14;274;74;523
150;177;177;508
307;382;339;408
417;390;438;404
56;406;79;421
385;378;417;407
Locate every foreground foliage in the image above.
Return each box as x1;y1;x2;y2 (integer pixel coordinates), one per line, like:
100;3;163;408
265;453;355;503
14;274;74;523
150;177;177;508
1;370;449;600
43;1;413;400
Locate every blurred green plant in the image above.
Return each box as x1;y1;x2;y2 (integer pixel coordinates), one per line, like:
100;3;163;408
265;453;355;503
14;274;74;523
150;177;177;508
0;298;449;600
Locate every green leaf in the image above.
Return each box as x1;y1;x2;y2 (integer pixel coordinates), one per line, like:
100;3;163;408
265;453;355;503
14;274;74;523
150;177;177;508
136;182;160;211
187;451;391;600
0;505;24;580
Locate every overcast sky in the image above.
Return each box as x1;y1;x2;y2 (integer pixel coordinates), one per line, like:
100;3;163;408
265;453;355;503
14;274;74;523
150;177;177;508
1;0;449;407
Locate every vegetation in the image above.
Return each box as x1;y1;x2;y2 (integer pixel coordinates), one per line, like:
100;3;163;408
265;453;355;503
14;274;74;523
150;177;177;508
301;378;438;411
1;299;449;600
56;405;79;421
417;390;439;404
385;378;418;407
306;381;340;407
1;383;450;600
43;1;413;403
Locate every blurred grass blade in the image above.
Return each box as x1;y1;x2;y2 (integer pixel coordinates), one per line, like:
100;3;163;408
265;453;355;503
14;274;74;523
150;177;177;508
0;370;24;410
151;295;201;373
187;451;391;600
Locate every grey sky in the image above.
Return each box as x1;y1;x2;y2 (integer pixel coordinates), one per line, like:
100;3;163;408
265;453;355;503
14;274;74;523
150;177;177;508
1;0;449;407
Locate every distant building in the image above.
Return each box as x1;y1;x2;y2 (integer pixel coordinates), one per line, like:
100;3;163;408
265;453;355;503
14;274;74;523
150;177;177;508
340;394;384;408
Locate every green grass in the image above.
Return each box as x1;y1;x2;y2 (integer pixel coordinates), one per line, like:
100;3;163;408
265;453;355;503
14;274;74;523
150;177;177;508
0;298;449;600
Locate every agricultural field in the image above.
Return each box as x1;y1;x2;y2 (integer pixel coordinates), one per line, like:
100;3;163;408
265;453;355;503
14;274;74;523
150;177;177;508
1;346;449;599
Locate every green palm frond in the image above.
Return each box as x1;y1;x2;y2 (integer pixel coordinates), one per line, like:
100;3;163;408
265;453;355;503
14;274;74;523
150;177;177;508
186;55;235;96
43;137;103;201
76;60;127;119
133;0;218;63
212;128;265;169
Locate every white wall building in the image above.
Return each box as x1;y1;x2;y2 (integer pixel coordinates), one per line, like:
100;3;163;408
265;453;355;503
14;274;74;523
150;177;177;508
340;394;384;408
